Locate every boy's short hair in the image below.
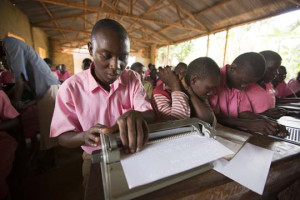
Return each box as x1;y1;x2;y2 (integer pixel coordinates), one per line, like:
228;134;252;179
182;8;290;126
131;62;144;71
91;19;128;40
82;58;92;63
44;58;53;66
232;52;266;77
260;50;282;64
174;62;188;73
185;57;220;86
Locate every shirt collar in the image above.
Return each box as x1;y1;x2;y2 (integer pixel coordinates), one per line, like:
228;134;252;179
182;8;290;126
87;62;126;92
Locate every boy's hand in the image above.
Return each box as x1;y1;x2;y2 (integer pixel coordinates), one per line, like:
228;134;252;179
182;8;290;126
247;118;278;135
158;66;181;91
262;108;287;119
117;110;149;154
84;124;107;147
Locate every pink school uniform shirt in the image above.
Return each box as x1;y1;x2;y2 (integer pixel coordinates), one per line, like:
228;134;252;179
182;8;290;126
209;65;252;118
57;70;71;81
288;78;300;94
0;90;19;199
0;90;19;122
274;81;293;98
50;64;153;154
244;82;276;114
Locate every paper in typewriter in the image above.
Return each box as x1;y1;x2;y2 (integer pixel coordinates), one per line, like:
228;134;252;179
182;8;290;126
120;133;233;189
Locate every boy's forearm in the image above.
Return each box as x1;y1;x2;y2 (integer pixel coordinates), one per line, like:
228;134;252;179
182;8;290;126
0;118;19;131
13;77;25;102
190;95;215;126
216;114;253;130
57;131;86;148
239;111;264;120
276;97;300;104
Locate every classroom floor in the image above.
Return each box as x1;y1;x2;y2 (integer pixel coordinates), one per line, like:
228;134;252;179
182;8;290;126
9;146;85;200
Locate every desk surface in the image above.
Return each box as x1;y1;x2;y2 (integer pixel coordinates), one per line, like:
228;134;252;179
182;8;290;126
85;134;300;200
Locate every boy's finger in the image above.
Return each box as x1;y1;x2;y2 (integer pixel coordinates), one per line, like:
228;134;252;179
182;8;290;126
127;116;137;153
136;118;143;152
142;120;149;145
118;118;129;153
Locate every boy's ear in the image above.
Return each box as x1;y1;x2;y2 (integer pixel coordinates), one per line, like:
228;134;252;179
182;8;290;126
229;64;237;73
190;74;199;86
88;42;93;57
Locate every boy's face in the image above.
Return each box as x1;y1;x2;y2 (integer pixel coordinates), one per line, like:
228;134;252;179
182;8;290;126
134;66;145;81
88;30;129;87
264;60;281;83
191;74;220;99
275;67;286;82
228;66;260;90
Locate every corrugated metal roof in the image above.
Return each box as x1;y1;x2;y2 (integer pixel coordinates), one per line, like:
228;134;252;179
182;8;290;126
13;0;299;51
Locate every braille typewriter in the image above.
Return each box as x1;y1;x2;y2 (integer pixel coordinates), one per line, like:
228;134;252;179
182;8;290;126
92;118;216;200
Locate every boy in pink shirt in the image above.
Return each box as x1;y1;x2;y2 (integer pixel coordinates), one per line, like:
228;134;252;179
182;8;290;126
209;52;279;135
50;19;154;186
288;71;300;97
244;51;299;120
0;90;19;199
56;64;71;82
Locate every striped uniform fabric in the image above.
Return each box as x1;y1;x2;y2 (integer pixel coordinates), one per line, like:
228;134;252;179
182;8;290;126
152;91;190;122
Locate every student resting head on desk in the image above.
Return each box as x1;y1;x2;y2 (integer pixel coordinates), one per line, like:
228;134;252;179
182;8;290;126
151;63;190;122
183;57;220;127
50;19;155;187
208;52;281;135
243;51;299;121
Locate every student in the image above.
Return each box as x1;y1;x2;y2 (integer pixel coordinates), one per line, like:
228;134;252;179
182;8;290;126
145;63;157;86
152;63;190;122
183;57;220;127
82;58;92;70
288;71;300;97
56;64;71;82
244;51;298;119
130;62;153;99
272;66;294;98
0;37;60;154
0;90;19;200
209;52;279;135
50;19;154;187
44;58;59;80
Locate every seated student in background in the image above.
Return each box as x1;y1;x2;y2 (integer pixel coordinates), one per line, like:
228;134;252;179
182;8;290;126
0;90;19;200
44;58;59;80
82;58;92;70
145;63;157;86
244;51;299;119
50;19;154;187
56;64;71;83
288;71;300;97
272;66;294;98
183;57;220;127
209;52;279;135
151;63;190;121
130;62;153;99
0;37;60;165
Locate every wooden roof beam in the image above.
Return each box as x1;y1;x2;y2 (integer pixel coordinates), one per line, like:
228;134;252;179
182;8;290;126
37;0;205;32
169;0;209;31
40;2;66;38
34;12;94;25
37;25;90;34
158;0;232;33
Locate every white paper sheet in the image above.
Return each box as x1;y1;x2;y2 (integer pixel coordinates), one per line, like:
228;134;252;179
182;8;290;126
277;116;300;129
121;134;233;189
213;143;273;195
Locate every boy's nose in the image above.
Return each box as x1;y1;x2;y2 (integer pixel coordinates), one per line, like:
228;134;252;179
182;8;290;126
109;57;119;70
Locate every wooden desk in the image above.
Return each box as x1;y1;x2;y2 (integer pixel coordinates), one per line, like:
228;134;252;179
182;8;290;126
85;135;300;200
